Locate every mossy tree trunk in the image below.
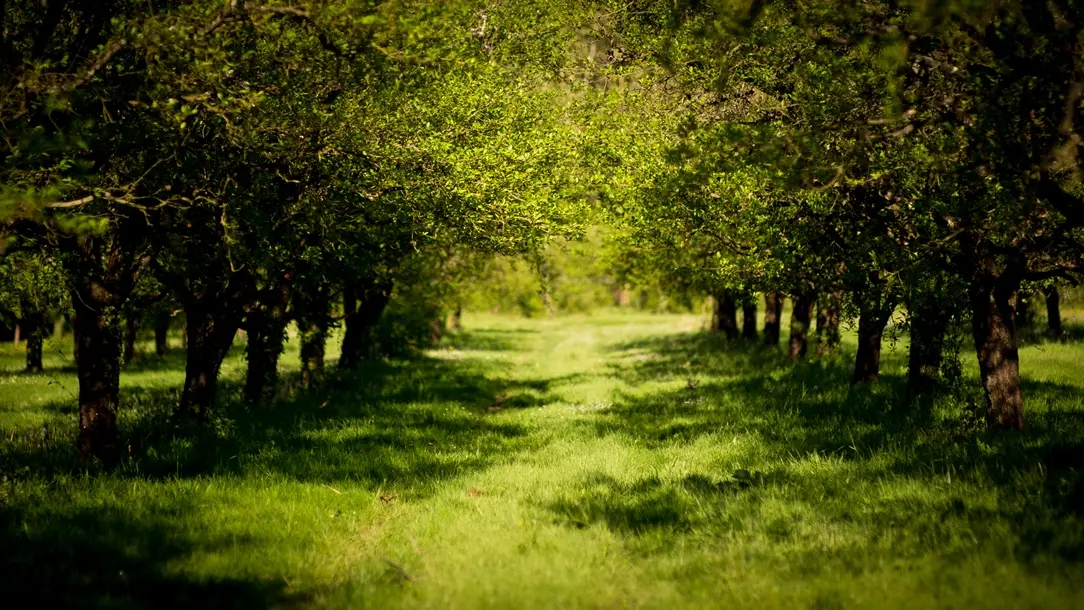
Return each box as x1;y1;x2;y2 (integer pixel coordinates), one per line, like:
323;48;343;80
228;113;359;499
788;291;817;360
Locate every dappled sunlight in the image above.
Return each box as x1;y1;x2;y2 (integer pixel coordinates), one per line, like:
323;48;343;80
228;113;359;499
2;313;1084;608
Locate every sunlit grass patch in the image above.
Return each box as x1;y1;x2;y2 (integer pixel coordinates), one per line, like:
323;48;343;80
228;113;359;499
2;312;1083;608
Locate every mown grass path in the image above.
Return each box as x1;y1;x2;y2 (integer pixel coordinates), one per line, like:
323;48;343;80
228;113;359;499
2;312;1083;609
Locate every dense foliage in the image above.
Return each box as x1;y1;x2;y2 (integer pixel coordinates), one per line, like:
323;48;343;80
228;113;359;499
1;0;1082;463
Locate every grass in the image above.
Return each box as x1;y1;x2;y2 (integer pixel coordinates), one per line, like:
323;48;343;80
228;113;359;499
1;310;1083;609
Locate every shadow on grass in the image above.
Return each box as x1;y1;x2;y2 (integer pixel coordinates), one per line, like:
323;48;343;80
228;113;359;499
0;503;299;609
547;330;1084;562
0;326;559;607
2;348;553;488
1018;321;1084;345
443;327;536;352
0;343;244;379
548;471;788;534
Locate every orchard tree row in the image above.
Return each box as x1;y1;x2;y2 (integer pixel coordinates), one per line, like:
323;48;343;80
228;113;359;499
0;0;610;460
594;0;1084;429
2;0;1082;464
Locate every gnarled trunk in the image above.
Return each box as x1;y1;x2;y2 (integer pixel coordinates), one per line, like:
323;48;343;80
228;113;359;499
907;300;952;397
853;291;895;383
123;316;139;364
243;281;292;405
970;279;1024;429
1015;291;1036;330
299;317;328;390
72;294;122;461
154;312;170;356
22;312;47;373
339;279;392;369
1045;287;1062;338
815;290;842;356
62;230;143;461
294;284;330;390
430;316;444;346
741;302;757;340
788;291;817;360
763;292;783;346
179;301;242;419
712;292;738;339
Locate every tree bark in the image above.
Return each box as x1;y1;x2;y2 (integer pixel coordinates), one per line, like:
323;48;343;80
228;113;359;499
243;280;292;405
72;292;122;461
970;279;1024;429
23;312;47;373
763;292;783;346
906;300;952;397
712;292;738;339
741;302;757;340
814;290;843;356
62;228;144;461
339;279;392;368
788;291;817;360
853;292;895;383
123;315;139;364
430;316;444;346
294;284;330;390
1045;287;1062;338
154;312;170;356
451;305;463;331
299;317;327;390
1015;291;1035;330
179;301;242;419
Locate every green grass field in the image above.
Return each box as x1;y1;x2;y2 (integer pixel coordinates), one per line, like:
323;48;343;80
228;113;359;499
2;311;1083;609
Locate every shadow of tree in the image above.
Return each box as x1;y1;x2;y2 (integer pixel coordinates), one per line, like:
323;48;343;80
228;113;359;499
0;502;300;609
443;328;536;353
1;350;551;492
0;327;562;607
568;331;1084;562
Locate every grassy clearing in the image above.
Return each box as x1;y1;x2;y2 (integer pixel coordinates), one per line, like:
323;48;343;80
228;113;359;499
1;311;1083;609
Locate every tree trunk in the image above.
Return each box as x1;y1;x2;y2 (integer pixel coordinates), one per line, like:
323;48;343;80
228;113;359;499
763;292;783;346
179;302;242;419
906;300;952;397
243;281;292;405
12;324;19;346
294;285;330;390
1046;287;1062;338
339;279;392;368
741;302;757;340
1015;291;1035;330
788;291;817;360
815;290;842;356
62;230;143;461
23;312;46;373
712;292;738;339
72;294;122;461
154;312;170;356
299;317;327;390
853;293;895;383
451;305;463;331
970;280;1024;430
430;316;444;346
123;316;139;364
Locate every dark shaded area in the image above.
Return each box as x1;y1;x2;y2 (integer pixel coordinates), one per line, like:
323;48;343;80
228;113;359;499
1018;320;1084;345
548;471;786;533
0;504;300;610
443;327;536;353
0;326;557;608
565;331;1084;563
